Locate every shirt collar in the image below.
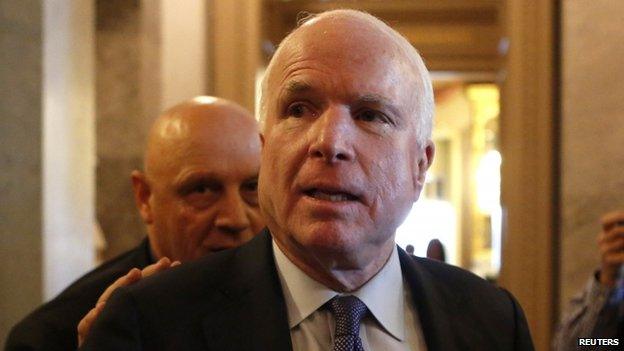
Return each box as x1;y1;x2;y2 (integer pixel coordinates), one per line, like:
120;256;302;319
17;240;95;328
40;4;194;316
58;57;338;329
272;239;406;341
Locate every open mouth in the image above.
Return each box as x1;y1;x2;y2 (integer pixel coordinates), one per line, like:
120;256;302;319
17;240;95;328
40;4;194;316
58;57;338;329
303;188;359;202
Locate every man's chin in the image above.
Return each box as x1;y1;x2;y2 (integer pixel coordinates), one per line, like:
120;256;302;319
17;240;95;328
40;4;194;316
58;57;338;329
292;224;364;254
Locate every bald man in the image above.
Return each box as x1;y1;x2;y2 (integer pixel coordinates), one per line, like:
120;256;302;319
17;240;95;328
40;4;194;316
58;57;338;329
82;10;533;350
5;97;265;351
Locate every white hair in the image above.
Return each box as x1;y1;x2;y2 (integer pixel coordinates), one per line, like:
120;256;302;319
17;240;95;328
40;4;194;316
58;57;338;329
259;9;434;146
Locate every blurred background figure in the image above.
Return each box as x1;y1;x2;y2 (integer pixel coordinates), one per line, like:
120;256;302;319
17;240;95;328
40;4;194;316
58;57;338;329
405;245;415;255
426;239;447;263
554;210;624;350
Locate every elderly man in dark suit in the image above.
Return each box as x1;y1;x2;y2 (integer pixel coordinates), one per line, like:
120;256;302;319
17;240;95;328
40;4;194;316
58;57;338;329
5;97;265;351
81;10;534;350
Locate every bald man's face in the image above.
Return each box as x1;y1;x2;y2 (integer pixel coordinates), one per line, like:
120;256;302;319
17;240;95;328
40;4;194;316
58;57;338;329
259;17;434;270
135;109;264;262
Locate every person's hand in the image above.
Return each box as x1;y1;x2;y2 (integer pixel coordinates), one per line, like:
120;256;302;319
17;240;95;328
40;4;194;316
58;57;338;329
77;257;180;346
598;210;624;287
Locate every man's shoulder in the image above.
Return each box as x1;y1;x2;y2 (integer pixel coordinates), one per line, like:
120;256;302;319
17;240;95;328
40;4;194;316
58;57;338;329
411;256;498;290
125;245;236;296
405;255;519;316
82;232;290;350
403;255;534;349
83;232;277;347
113;231;275;315
5;240;151;350
124;234;265;298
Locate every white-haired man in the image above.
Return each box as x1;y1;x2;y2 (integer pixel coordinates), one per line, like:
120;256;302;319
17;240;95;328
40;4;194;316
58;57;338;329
81;10;534;350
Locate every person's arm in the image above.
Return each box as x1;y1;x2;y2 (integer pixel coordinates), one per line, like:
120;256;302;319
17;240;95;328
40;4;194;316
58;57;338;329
553;210;624;350
597;211;624;288
500;289;535;350
77;257;180;347
553;274;612;350
78;286;143;351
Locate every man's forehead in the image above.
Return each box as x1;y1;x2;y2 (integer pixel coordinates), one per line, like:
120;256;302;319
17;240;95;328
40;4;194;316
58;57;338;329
262;10;432;136
148;119;258;171
268;17;415;93
283;24;396;61
293;11;391;42
152;133;260;183
281;78;403;112
284;80;311;94
172;159;260;185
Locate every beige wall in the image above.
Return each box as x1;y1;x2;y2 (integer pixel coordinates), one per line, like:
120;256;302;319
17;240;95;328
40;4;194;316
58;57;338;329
0;0;96;344
212;0;261;112
0;0;43;344
160;0;207;109
96;0;146;260
560;0;624;311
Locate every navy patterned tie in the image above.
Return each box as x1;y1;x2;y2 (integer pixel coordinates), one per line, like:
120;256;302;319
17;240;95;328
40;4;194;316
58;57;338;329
328;295;368;351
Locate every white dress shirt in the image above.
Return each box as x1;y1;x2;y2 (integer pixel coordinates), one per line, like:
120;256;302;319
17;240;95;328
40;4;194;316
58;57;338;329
272;240;427;351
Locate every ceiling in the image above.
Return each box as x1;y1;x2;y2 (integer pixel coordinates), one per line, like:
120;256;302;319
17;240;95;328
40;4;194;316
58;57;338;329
263;0;504;73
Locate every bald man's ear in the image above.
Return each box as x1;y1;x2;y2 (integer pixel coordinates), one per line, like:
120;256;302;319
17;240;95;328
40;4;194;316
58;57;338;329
131;170;154;224
413;140;435;200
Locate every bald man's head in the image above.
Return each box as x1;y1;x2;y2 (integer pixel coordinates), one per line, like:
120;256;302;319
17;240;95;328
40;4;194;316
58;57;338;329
132;97;264;262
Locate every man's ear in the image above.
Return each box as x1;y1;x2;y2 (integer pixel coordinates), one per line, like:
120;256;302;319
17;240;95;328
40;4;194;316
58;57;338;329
259;132;265;147
131;170;153;224
413;140;435;196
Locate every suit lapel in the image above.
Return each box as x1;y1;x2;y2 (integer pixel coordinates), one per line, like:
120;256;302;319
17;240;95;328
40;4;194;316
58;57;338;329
399;249;461;351
201;234;477;350
202;230;293;351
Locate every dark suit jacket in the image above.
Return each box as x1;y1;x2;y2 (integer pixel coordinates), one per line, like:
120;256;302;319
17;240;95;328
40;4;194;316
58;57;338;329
5;239;153;351
81;230;534;350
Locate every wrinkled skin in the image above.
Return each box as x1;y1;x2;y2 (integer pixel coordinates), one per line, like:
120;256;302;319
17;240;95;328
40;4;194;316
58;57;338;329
78;97;266;346
134;99;265;262
259;13;434;291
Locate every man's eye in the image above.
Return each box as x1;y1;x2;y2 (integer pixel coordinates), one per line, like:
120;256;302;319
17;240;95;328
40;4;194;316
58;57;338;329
286;103;314;118
192;184;211;194
241;181;259;206
242;180;258;192
357;109;389;123
187;182;218;195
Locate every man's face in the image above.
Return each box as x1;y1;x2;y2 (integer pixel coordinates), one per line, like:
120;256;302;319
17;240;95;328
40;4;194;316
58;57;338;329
259;20;433;266
144;116;264;262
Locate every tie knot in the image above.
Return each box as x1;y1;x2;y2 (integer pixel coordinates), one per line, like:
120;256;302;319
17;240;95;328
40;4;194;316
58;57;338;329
328;295;368;337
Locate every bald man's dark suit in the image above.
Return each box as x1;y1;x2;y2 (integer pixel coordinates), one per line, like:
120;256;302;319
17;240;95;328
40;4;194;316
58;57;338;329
81;230;534;351
5;239;153;351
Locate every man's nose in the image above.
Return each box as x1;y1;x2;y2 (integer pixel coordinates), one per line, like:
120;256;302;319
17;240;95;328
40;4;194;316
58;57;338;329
307;106;355;163
214;191;250;235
